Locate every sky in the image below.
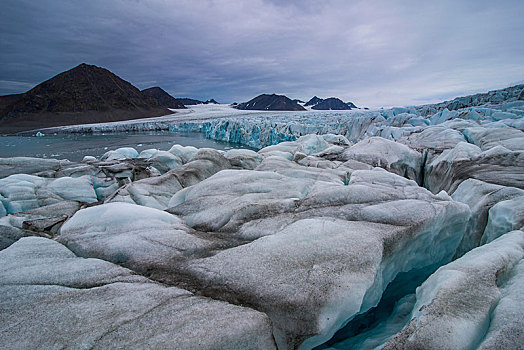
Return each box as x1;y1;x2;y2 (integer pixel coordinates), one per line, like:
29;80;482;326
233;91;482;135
1;0;523;107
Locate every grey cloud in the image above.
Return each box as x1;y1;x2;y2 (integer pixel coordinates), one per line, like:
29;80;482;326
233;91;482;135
1;0;523;107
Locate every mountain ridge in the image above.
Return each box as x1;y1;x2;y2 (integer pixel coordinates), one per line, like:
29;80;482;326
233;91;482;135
235;93;306;111
141;87;186;109
0;63;171;134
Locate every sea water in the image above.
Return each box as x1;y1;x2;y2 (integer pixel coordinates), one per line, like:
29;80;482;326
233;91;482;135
0;131;256;162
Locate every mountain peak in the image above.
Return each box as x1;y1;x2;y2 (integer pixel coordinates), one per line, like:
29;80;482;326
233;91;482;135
141;87;186;109
235;93;305;111
312;97;352;110
0;64;171;133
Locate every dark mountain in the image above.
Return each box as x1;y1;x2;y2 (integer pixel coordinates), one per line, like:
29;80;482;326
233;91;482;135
305;96;357;110
305;96;324;107
235;94;306;111
177;98;203;105
312;97;352;110
0;93;24;111
0;63;171;134
177;98;219;106
141;87;186;109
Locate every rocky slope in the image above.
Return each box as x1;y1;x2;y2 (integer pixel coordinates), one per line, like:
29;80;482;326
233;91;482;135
312;97;353;110
235;93;306;111
177;97;218;105
0;64;171;134
305;96;323;106
140;87;186;109
0;93;23;111
305;96;356;110
0;84;523;349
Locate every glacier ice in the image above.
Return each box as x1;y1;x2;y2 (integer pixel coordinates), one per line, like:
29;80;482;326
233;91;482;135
382;230;524;350
0;157;67;178
108;148;231;209
164;167;469;348
58;202;214;272
341;137;422;183
38;86;524;154
424;142;523;194
0;174;97;214
0;237;276;349
0;85;523;349
100;147;139;161
451;179;524;257
482;196;524;244
167;144;199;162
224;148;262;169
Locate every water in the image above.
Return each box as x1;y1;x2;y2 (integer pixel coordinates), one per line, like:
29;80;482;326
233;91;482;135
0;131;257;162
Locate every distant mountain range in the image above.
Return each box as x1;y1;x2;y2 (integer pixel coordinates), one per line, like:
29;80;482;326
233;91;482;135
233;94;360;111
305;96;357;110
235;94;306;111
0;63;373;133
177;98;219;106
0;63;175;134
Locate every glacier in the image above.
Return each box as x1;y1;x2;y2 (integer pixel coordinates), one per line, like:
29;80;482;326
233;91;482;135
1;84;523;349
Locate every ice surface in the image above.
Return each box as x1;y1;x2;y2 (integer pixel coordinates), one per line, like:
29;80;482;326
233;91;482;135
168;144;199;162
424;141;523;194
47;176;97;202
137;148;158;158
424;141;482;193
0;157;66;178
108;148;231;209
165;167;469;348
224;148;263;169
0;237;276;349
482;197;524;244
452;179;524;257
0;87;523;349
464;126;524;151
382;230;524;350
341;137;422;183
0;174;97;214
100;147;139;160
478;257;524;349
145;150;183;173
59;202;213;272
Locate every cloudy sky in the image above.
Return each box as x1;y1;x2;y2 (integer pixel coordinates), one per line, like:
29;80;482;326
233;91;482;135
1;0;523;107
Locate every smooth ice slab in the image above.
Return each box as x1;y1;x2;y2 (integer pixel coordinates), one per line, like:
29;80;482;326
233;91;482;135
58;202;214;272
